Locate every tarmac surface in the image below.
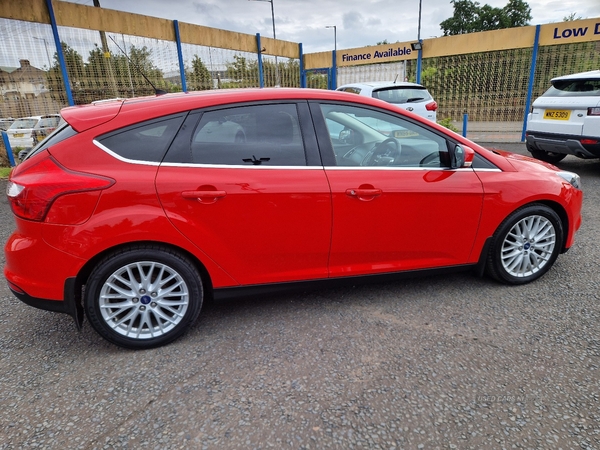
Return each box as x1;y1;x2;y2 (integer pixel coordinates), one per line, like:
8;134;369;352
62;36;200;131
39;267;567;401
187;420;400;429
1;142;599;449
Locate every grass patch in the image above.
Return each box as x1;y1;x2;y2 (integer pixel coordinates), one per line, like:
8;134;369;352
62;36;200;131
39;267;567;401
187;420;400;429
0;167;13;178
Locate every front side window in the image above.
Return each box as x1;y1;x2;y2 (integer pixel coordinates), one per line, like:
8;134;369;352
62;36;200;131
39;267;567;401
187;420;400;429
189;104;306;166
320;103;449;168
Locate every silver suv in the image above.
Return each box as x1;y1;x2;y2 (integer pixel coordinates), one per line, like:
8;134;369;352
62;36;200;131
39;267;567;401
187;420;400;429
526;70;600;163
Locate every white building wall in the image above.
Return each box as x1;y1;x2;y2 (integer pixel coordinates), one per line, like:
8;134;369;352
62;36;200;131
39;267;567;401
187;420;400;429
337;61;406;86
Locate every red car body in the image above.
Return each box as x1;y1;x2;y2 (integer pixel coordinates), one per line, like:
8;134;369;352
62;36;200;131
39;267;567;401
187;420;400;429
4;88;583;348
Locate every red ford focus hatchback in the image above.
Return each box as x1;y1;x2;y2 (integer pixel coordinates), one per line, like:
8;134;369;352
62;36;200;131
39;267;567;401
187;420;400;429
5;88;583;349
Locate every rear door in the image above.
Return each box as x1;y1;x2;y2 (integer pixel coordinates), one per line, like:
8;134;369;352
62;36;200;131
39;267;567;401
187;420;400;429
156;102;332;286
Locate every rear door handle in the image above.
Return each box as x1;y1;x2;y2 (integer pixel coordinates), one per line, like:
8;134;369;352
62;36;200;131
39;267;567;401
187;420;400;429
181;190;227;204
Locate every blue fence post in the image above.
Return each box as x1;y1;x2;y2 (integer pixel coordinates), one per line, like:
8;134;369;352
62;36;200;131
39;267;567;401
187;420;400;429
462;113;468;138
299;43;306;88
330;50;337;90
522;25;541;142
173;20;187;93
2;131;16;167
416;42;423;84
256;34;264;88
45;0;74;106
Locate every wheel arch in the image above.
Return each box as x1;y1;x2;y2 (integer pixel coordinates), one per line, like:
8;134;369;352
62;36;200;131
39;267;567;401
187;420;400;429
73;240;214;311
534;199;570;252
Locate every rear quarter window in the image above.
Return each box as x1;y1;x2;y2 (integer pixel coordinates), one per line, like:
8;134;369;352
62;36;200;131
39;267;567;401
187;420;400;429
23;123;78;160
97;114;186;163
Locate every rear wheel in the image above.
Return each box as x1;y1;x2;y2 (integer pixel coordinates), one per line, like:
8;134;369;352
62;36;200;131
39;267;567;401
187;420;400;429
84;245;203;349
528;146;567;164
486;204;563;285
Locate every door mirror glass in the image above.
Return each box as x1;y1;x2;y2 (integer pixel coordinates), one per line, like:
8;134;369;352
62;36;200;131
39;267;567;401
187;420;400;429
452;144;475;168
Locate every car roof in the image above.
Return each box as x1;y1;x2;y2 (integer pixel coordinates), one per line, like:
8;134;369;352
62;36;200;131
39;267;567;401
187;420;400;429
338;81;425;89
60;88;403;132
552;70;600;81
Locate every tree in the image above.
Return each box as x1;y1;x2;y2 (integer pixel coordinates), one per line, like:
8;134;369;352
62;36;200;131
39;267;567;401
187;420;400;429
501;0;532;28
46;42;86;104
563;12;582;21
440;0;482;35
187;55;212;90
440;0;531;36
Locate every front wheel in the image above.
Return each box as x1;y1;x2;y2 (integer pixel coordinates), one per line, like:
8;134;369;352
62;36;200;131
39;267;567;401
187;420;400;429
527;146;567;164
84;245;204;349
486;204;563;285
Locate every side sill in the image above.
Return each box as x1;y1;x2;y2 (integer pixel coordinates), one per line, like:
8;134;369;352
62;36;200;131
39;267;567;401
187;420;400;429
213;264;477;301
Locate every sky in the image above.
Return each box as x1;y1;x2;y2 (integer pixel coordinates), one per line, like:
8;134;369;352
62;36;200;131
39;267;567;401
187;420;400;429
67;0;600;52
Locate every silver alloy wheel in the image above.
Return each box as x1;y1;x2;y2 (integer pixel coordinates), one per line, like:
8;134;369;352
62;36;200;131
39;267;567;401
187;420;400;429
98;261;190;339
500;215;556;278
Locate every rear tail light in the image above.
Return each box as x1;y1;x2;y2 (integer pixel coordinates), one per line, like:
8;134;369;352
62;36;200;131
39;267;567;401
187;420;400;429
581;138;598;145
7;156;114;221
425;101;438;111
588;107;600;116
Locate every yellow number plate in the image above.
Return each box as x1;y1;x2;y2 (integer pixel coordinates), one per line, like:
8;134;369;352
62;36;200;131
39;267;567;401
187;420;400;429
544;109;571;120
13;133;24;138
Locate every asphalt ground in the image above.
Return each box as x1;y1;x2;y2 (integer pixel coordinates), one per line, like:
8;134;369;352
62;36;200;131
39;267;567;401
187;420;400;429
1;143;599;449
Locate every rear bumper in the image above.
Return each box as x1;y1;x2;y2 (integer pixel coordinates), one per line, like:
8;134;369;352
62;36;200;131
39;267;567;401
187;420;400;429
7;277;83;329
526;132;600;158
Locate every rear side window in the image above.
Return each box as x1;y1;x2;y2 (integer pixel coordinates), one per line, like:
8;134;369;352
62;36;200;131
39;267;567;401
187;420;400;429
166;103;307;166
23;123;78;161
36;116;60;128
9;118;38;129
544;79;600;97
372;87;432;104
98;114;186;163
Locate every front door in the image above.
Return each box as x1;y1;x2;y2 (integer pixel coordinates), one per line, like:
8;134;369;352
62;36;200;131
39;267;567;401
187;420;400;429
316;103;484;277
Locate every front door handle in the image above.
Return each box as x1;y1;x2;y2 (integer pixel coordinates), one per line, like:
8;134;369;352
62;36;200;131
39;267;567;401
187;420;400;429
182;190;227;204
346;188;382;201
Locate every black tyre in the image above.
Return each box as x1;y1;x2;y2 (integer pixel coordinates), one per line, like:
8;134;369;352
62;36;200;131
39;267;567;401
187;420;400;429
528;146;567;164
486;204;563;285
84;245;203;349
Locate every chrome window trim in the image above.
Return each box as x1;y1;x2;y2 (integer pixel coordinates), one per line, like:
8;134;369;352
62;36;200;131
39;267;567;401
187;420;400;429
95;139;321;170
93;140;160;166
160;162;321;170
323;166;482;172
95;140;503;172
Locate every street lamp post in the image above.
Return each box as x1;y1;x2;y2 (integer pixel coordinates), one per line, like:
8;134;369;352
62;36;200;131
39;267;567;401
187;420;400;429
416;0;423;84
249;0;280;86
33;36;51;69
326;25;337;89
326;25;337;54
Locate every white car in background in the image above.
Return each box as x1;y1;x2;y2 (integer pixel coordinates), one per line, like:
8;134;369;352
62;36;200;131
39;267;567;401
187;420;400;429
5;116;42;149
337;81;438;122
526;70;600;163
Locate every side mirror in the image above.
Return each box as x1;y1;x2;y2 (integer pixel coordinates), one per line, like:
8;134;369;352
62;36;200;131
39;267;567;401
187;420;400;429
452;144;475;168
